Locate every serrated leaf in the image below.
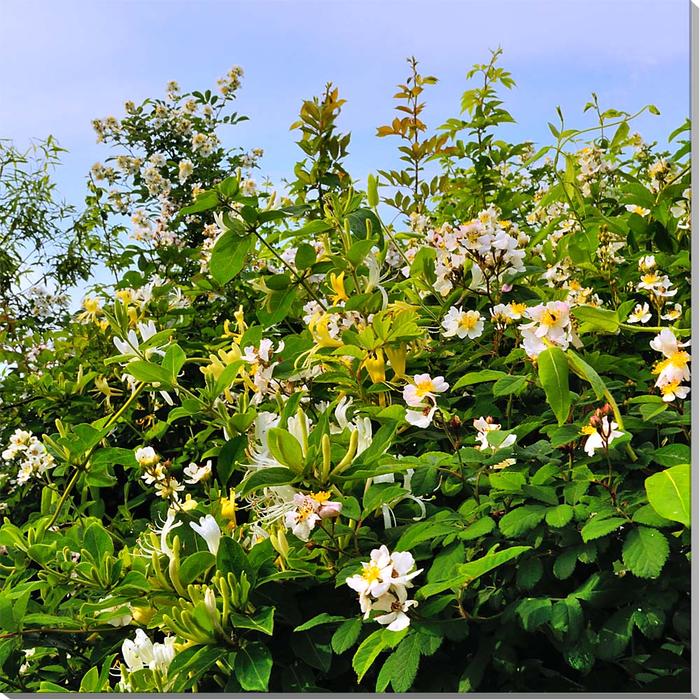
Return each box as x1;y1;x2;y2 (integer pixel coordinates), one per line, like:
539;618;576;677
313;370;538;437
331;618;362;654
622;526;670;579
580;516;625;542
546;504;574;528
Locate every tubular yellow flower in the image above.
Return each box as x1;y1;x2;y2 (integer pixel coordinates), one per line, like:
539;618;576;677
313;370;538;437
363;349;386;384
308;313;343;348
385;345;407;379
330;272;349;304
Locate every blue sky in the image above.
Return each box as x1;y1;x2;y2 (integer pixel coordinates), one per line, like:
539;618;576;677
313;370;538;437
0;0;690;211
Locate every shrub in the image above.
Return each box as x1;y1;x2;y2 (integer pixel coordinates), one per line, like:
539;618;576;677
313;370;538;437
0;53;690;693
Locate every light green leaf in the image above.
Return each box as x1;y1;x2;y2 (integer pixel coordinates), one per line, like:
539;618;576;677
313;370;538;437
644;464;690;527
538;347;571;425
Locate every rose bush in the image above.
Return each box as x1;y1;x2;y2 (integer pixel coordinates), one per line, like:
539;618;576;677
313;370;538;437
0;53;691;693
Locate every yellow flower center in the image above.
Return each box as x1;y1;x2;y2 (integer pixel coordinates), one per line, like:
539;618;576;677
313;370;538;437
459;313;478;330
414;379;435;398
641;273;659;285
669;351;690;368
542;310;562;327
661;380;680;395
581;425;597;436
361;562;382;583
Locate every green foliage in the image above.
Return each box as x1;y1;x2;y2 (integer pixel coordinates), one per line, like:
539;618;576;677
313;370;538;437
0;52;690;694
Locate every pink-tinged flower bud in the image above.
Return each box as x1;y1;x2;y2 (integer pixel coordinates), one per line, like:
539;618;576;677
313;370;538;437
501;283;513;293
318;501;342;519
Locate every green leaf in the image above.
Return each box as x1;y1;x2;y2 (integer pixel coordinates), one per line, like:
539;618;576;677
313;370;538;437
517;597;552;631
216;537;253;583
124;360;172;386
566;350;606;399
545;504;574;528
453;369;507;390
554;550;579;581
83;523;113;560
653;444;690;467
179;551;216;585
352;628;407;681
492;374;528;397
516;556;543;590
538;347;571;425
622;526;670;579
596;607;633;660
499;505;548;537
162;343;186;380
294;613;347;632
376;633;421;692
267;427;305;472
644;464;690;527
580;516;625;542
237;467;297;498
210;230;253;285
332;618;362;654
571;305;620;334
235;641;272;692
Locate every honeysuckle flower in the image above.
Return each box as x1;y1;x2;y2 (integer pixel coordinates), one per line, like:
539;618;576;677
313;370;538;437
441;306;485;339
190;515;222;555
135;446;159;467
284;494;321;541
151;637;177;674
403;374;449;407
183;460;212;484
122;629;155;672
363;349;386;384
78;296;102;323
329;272;349;305
581;417;624;456
114;320;168;363
627;302;652;324
370;587;418;631
372;468;428;528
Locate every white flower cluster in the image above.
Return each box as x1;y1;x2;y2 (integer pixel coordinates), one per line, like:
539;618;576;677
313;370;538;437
346;545;422;631
136;446;184;501
283;491;342;541
519;300;575;359
575;145;615;196
441;306;484;339
1;429;55;487
403;373;449;428
403;207;529;297
121;629;176;674
650;328;691;403
636;256;678;306
241;338;285;405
